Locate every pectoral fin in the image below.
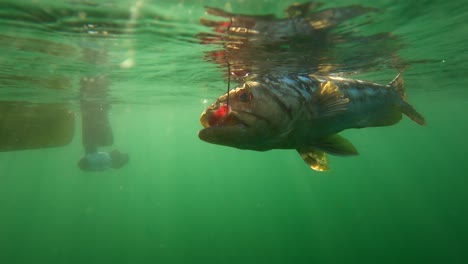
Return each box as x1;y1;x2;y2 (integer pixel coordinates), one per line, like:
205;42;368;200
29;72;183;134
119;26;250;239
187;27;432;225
315;134;359;156
312;80;350;117
297;148;329;171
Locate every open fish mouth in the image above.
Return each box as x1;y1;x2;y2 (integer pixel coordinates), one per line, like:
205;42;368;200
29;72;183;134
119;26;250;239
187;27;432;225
198;110;252;146
198;107;270;148
200;109;248;129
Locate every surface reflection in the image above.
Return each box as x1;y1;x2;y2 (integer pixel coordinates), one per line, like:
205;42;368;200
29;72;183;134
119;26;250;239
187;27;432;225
199;2;405;80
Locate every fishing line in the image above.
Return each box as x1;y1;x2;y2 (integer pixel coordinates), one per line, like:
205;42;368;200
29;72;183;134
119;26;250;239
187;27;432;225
225;16;233;107
226;63;231;106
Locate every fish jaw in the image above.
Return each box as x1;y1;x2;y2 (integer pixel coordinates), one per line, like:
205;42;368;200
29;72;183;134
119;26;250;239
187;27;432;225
198;110;252;149
198;106;271;150
198;123;249;147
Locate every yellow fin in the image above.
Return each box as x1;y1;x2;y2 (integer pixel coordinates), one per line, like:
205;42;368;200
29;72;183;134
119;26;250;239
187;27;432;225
314;80;349;117
297;148;329;171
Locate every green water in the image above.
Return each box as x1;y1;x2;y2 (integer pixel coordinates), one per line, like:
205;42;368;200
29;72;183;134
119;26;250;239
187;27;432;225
1;0;467;263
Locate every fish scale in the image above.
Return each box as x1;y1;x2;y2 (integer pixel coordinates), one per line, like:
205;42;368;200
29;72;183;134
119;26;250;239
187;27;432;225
261;74;400;116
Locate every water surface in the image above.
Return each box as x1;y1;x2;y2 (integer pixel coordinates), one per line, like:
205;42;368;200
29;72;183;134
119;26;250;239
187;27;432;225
1;1;467;263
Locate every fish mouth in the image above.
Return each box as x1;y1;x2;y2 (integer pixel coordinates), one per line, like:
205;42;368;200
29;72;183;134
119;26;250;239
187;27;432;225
198;109;253;146
200;109;249;129
198;107;270;148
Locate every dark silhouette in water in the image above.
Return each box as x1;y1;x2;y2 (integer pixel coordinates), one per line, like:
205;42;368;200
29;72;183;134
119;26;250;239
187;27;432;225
0;3;130;169
77;47;128;172
0;102;75;152
77;76;129;171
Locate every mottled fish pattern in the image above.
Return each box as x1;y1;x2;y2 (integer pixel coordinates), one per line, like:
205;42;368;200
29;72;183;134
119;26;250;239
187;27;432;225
199;73;425;171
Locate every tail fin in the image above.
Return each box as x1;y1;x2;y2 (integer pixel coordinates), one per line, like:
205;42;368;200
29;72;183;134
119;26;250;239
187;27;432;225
389;73;426;126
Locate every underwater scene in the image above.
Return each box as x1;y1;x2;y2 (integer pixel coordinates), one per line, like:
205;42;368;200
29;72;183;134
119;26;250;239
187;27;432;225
1;0;467;263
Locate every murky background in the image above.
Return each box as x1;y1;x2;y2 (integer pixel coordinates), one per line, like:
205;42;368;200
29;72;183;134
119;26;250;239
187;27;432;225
1;0;467;263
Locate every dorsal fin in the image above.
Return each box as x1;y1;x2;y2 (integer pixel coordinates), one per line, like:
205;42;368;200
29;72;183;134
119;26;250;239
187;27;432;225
389;73;405;99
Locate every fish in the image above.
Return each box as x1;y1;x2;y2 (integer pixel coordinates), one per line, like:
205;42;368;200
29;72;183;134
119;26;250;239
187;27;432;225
198;73;425;171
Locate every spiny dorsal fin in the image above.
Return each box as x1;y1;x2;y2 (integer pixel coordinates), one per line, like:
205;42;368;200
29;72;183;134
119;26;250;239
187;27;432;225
389;73;405;99
314;80;350;118
297;148;329;171
314;134;359;156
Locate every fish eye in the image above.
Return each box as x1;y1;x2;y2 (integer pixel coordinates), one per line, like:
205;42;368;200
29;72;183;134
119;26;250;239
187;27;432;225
236;89;253;102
